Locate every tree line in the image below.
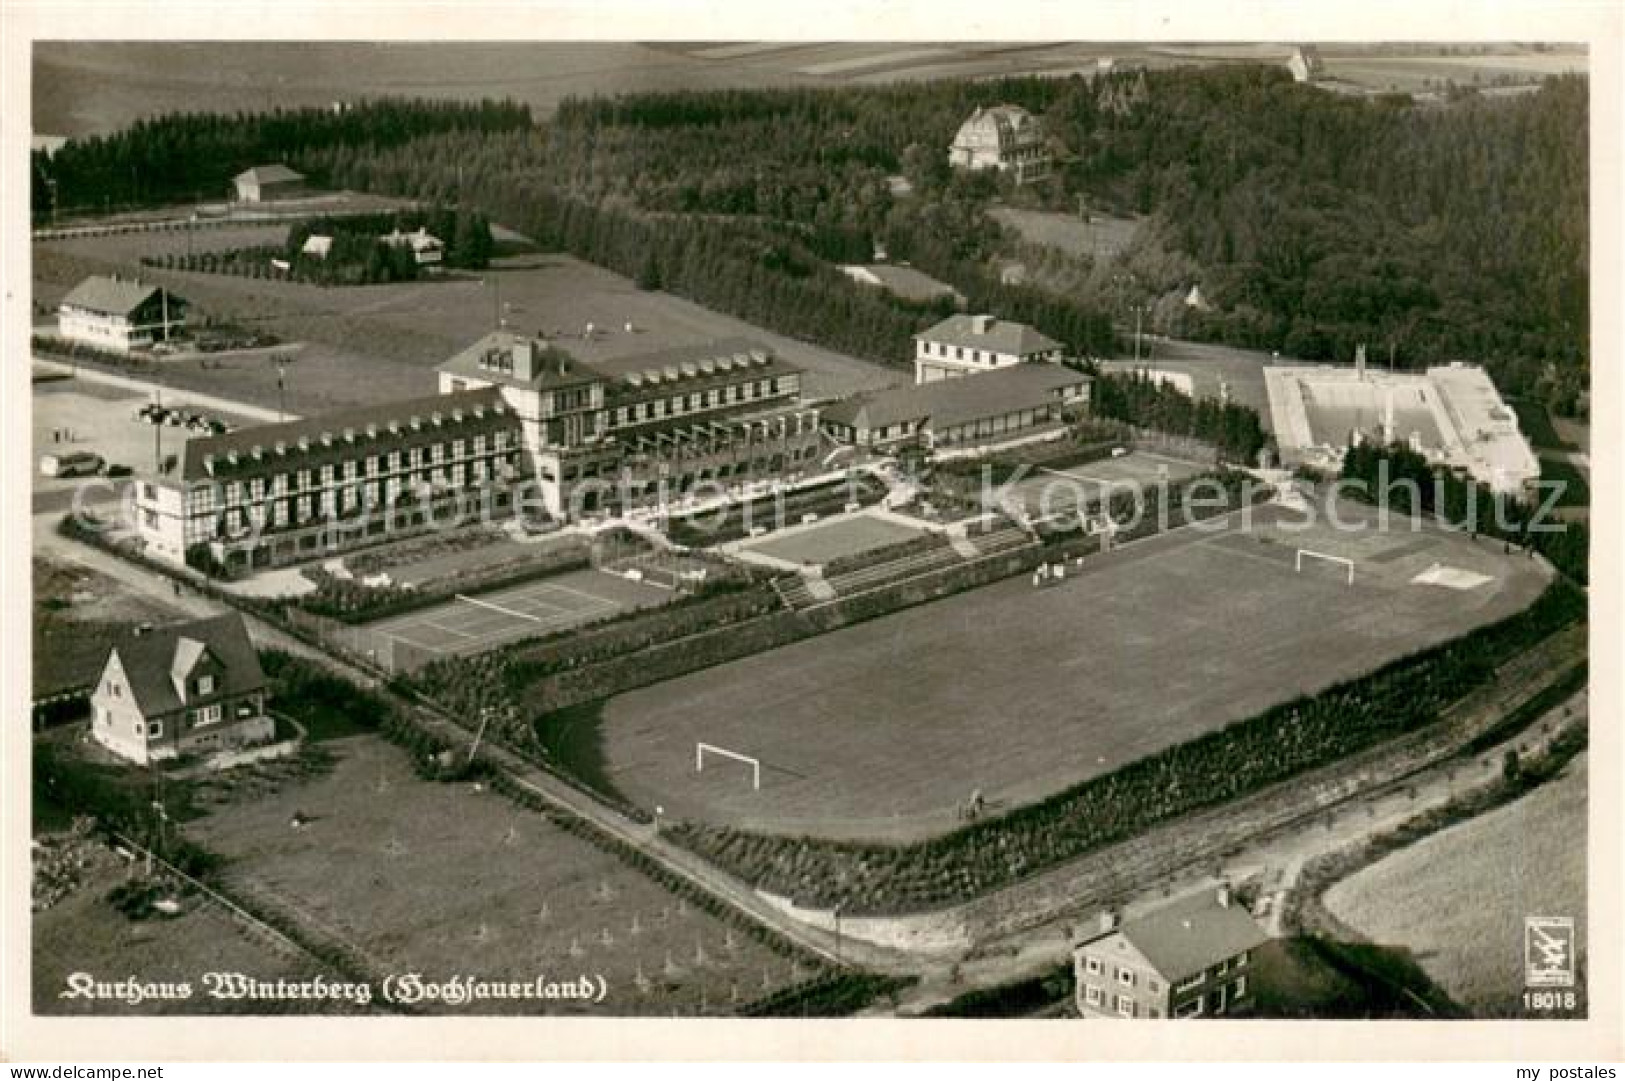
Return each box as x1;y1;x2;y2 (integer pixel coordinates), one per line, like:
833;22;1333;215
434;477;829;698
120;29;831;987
38;66;1586;412
1091;370;1268;462
1339;440;1588;583
31;98;532;218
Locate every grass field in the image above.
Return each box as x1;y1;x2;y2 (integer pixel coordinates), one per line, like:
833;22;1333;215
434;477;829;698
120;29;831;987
1100;337;1279;421
32;42;1191;140
990;207;1143;263
183;735;809;1014
35;242;901;407
738;511;928;567
597;502;1549;841
363;567;672;662
1324;754;1588;1016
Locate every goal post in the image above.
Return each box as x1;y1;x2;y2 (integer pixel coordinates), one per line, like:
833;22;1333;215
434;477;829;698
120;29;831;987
1295;548;1355;585
696;742;761;790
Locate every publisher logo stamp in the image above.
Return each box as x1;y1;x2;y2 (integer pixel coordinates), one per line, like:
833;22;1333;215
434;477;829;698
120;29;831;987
1524;916;1576;988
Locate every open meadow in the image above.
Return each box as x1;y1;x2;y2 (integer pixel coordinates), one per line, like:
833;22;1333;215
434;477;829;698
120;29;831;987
1324;754;1588;1016
183;735;811;1014
990;207;1144;263
34;239;902;410
596;502;1550;842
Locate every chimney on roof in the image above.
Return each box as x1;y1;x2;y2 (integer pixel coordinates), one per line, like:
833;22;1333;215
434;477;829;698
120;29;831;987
1099;910;1119;934
1217;884;1231;909
972;314;995;334
512;338;536;382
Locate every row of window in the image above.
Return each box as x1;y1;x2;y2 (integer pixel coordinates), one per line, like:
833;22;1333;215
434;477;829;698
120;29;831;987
919;340;1013;365
199;446;520;508
1081;957;1163;996
1081;984;1159;1019
611;378;785;427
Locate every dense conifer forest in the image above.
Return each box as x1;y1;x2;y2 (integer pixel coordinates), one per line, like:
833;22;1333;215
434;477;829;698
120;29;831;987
33;66;1587;410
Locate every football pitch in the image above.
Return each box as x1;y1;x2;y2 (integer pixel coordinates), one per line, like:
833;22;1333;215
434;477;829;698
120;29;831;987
596;502;1551;842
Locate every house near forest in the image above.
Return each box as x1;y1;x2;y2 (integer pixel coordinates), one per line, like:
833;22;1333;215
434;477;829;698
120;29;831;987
947;104;1050;184
913;313;1064;384
57;274;189;353
233;163;308;203
90;613;273;765
381;227;446;268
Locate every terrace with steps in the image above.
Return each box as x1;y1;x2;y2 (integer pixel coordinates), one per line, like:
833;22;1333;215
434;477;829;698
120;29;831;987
774;518;1037;611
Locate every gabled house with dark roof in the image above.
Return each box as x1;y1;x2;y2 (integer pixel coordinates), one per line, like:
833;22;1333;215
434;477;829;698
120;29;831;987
90;613;272;765
1073;886;1270;1019
948;104;1050;184
233;164;307;203
914;314;1064;384
821;362;1090;452
57;274;188;353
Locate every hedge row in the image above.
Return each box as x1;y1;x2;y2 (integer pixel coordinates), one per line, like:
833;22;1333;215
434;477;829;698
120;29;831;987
669;578;1586;914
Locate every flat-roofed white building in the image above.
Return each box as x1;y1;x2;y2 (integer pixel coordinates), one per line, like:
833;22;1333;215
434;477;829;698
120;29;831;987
1263;360;1540;495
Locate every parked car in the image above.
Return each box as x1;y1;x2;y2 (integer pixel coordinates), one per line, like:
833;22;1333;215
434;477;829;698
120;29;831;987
134;403;168;424
163;411;186;427
102;463;133;478
40;451;104;478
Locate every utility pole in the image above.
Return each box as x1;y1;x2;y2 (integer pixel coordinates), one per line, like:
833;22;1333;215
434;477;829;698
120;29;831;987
468;707;494;769
276;358;288;422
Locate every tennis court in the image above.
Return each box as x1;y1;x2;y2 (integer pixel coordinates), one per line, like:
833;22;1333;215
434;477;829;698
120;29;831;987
362;567;671;661
737;511;929;567
1009;451;1208;519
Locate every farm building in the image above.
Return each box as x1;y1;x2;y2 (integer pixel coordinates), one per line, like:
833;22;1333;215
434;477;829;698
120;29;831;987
947;104;1050;184
380;226;445;267
131;333;820;570
914;313;1064;384
840;264;964;307
56;274;188;353
1073;887;1269;1019
90;613;273;766
232;163;308;202
821;362;1090;452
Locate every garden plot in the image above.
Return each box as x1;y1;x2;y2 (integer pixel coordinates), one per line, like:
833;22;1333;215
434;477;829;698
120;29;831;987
184;735;810;1015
